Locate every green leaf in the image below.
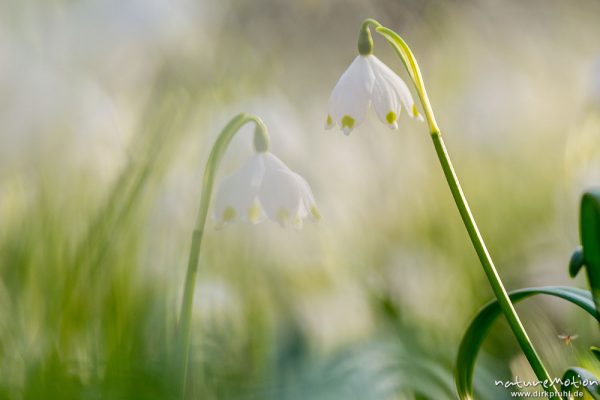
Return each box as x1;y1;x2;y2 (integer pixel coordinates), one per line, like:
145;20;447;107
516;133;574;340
569;246;584;278
591;346;600;363
576;191;600;312
562;367;600;399
455;286;600;400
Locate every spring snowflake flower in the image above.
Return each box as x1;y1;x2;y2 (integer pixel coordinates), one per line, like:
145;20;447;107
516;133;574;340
214;152;319;229
326;54;423;135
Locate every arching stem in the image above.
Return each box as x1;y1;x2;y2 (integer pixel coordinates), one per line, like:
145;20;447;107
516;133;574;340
365;19;561;398
177;113;269;398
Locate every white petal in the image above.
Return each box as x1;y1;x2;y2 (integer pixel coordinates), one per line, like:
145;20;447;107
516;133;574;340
328;56;375;134
370;66;401;129
258;153;311;228
213;154;266;225
367;55;422;121
262;153;319;221
294;172;320;221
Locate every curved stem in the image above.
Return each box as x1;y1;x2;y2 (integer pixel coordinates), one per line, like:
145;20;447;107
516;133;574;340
177;112;269;398
431;134;558;396
358;19;381;55
368;20;561;397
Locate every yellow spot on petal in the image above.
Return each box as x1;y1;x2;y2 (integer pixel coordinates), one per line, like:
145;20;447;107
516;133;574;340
277;208;290;226
386;111;397;125
247;203;261;223
310;205;321;221
222;207;236;222
341;115;355;129
412;104;419;117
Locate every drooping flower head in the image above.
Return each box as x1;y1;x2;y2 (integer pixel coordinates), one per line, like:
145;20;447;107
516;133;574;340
214;122;319;229
178;113;318;389
326;21;423;135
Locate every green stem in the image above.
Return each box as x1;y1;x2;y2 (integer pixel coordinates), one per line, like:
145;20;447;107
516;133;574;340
177;112;269;398
431;133;558;396
367;19;561;397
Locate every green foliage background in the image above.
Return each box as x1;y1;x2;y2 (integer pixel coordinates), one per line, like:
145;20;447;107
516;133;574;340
1;0;600;398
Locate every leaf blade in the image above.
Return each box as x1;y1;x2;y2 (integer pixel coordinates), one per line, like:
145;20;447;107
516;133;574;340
562;367;600;399
455;286;600;399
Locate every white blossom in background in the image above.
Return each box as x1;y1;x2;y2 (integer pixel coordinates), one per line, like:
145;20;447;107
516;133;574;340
326;55;423;135
214;152;319;229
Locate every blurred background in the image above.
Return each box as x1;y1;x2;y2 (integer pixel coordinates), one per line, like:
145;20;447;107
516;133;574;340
2;0;600;398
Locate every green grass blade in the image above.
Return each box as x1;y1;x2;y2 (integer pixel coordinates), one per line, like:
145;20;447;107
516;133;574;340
455;286;600;399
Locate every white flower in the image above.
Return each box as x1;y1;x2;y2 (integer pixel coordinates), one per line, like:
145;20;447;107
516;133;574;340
326;55;423;135
214;152;319;229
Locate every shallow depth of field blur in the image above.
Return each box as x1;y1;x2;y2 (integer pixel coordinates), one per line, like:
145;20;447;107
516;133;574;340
2;0;600;399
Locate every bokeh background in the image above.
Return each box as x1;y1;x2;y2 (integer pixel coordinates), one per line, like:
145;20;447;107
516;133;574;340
2;0;600;398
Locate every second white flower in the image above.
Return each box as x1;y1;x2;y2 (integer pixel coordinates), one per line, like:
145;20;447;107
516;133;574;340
214;152;319;229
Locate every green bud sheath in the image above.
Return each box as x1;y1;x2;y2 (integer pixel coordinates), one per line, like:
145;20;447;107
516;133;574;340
357;22;374;55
